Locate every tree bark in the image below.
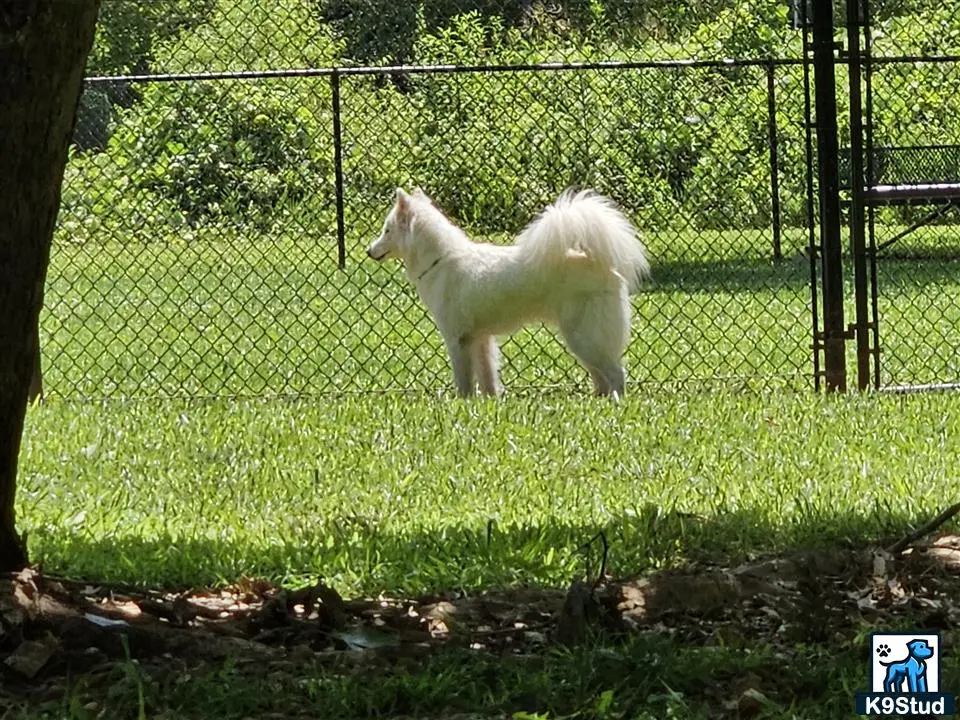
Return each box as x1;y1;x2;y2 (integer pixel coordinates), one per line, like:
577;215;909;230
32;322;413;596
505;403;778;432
0;0;101;571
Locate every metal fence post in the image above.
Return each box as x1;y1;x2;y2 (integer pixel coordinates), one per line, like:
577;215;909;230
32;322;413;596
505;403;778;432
766;60;783;263
331;69;347;271
845;0;872;391
801;5;822;392
811;0;848;392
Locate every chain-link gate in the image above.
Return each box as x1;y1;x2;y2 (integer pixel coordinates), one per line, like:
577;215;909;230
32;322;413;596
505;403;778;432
846;0;960;391
799;0;960;393
42;0;960;399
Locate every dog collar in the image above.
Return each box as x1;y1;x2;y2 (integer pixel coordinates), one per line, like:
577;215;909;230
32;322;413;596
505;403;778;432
415;256;443;282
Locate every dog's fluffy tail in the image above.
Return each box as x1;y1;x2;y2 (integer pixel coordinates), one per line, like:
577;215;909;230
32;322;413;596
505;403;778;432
514;188;650;292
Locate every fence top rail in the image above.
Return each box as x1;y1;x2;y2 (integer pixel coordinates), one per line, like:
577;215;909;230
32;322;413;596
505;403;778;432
863;183;960;204
82;52;960;86
83;56;805;85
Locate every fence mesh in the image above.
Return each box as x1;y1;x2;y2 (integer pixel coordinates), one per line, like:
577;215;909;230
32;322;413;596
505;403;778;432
42;0;960;398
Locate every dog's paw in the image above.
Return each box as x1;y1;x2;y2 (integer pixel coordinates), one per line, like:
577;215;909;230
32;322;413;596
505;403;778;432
877;643;892;658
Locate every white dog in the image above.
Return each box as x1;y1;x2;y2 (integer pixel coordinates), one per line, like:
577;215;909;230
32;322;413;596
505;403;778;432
367;187;650;399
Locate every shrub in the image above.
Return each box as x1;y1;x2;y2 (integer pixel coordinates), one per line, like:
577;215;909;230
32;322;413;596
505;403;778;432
350;12;798;233
74;0;218;152
88;0;218;76
57;149;187;244
63;0;960;245
105;81;335;229
71;0;346;234
154;0;343;73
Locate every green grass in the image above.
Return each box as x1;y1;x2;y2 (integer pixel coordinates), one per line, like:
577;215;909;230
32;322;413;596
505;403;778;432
40;221;960;399
6;636;913;719
14;388;960;718
19;389;960;594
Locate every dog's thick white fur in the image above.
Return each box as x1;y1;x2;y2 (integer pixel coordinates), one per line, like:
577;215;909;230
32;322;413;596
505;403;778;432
367;187;650;399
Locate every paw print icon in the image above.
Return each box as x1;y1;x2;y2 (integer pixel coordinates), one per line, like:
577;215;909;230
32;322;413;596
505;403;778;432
876;643;892;658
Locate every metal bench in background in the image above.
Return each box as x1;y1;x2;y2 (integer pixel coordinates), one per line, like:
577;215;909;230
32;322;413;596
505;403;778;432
839;144;960;252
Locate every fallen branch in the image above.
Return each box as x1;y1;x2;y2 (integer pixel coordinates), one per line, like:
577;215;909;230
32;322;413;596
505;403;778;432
30;572;170;601
887;501;960;555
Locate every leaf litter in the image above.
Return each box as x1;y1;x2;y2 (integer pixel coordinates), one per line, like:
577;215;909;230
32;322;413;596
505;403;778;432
4;528;960;709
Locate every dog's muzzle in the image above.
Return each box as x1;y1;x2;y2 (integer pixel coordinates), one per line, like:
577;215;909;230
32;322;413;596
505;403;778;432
367;248;387;261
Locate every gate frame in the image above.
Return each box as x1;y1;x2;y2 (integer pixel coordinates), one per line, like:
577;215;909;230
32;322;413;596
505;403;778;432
805;0;851;393
843;0;877;392
805;0;881;393
811;0;960;393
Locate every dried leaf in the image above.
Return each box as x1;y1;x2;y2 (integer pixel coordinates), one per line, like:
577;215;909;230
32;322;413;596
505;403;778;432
13;577;39;620
4;634;59;678
872;550;890;580
422;601;457;620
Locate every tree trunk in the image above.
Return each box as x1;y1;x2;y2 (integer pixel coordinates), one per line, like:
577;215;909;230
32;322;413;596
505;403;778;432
0;0;101;571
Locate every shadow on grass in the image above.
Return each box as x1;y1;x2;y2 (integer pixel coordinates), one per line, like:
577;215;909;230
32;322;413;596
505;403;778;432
40;627;875;720
30;502;942;595
12;625;877;720
643;254;960;294
19;503;960;719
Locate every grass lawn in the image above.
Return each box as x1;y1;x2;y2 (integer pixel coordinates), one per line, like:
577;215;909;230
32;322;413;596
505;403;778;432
18;390;960;593
10;388;960;718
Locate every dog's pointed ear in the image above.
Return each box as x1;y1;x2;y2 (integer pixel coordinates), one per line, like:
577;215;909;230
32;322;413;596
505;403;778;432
395;187;412;218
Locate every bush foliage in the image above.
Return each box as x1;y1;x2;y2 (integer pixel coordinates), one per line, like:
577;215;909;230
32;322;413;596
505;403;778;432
63;0;960;244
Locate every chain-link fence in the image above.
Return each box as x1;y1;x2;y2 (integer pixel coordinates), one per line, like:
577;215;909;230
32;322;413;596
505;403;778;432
830;0;960;391
42;0;960;398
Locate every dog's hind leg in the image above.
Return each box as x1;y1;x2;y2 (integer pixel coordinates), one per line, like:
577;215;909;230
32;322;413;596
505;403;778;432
559;289;630;399
560;327;627;399
472;336;503;397
584;366;608;396
445;336;475;397
567;359;608;396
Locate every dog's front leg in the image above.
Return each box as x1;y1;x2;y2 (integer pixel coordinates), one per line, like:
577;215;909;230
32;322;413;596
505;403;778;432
473;336;503;397
446;336;475;397
909;665;927;693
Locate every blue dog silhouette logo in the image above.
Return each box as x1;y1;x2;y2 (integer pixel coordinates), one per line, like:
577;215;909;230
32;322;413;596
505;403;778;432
879;638;935;693
856;631;956;716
